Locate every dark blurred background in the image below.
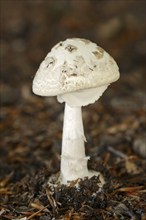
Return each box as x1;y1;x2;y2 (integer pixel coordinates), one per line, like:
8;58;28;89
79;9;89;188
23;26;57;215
0;0;146;178
1;0;146;87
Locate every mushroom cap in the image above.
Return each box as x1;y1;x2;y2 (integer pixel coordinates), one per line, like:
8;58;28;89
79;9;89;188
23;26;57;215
32;38;120;96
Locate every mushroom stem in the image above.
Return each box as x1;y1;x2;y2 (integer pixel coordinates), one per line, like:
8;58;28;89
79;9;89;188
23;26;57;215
61;102;89;184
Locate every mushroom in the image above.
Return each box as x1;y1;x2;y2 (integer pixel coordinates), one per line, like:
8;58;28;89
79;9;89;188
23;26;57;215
32;38;120;184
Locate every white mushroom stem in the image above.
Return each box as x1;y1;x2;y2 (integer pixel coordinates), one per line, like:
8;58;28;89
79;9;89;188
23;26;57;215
61;103;89;184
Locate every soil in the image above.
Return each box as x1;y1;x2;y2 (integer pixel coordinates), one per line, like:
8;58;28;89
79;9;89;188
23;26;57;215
0;1;146;220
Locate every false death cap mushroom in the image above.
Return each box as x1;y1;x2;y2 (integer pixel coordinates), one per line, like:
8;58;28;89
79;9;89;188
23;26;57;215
32;38;120;184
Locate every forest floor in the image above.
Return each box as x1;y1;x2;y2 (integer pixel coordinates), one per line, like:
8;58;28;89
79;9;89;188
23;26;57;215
0;1;146;219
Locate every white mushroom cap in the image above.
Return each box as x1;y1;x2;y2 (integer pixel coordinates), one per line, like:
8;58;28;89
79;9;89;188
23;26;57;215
32;38;120;105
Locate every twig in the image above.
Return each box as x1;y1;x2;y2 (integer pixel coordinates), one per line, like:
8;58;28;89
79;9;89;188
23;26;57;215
108;146;127;159
46;187;58;213
27;204;50;219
